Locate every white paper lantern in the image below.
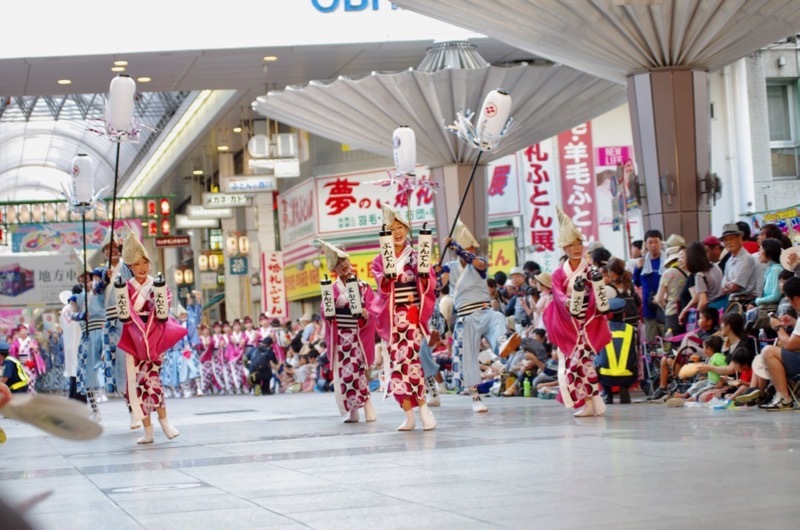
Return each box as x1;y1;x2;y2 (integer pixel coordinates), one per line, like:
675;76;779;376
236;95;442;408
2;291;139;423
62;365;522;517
107;75;136;132
392;126;416;175
133;199;145;217
71;154;94;205
120;199;133;218
226;234;239;255
56;203;68;221
475;89;512;150
31;204;43;222
198;255;209;272
238;236;250;255
44;203;56;222
18;205;30;224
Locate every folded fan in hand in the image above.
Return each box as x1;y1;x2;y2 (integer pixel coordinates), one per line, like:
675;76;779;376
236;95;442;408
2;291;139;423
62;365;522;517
1;394;102;441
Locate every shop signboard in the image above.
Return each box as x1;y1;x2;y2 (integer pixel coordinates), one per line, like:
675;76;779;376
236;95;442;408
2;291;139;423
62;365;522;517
521;139;560;273
201;192;253;209
315;168;435;236
278;179;316;246
486;154;522;219
222;176;278;193
558;122;598;243
261;251;288;320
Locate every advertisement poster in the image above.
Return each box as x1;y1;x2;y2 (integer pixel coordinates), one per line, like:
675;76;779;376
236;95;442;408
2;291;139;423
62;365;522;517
0;253;80;307
520;139;560;273
486;154;522;219
11;220;142;254
261;251;289;320
558;122;598;243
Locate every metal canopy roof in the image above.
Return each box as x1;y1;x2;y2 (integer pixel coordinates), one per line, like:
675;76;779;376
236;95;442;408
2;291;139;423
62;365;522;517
392;0;800;84
253;43;627;167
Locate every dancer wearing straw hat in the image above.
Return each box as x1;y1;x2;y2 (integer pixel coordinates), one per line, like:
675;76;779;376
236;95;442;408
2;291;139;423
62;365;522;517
317;239;378;423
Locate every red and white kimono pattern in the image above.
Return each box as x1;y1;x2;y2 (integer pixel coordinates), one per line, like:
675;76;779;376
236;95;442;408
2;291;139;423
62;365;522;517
197;335;220;393
225;331;248;393
117;277;187;420
542;259;612;409
322;277;377;416
371;245;436;407
211;332;228;394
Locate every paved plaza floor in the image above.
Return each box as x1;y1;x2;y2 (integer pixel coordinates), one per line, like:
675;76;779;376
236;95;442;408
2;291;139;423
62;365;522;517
2;391;800;529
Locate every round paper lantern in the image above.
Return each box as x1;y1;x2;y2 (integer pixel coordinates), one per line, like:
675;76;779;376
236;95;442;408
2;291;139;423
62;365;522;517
107;75;136;132
71;154;94;205
475;89;512;150
392;126;416;175
247;134;270;159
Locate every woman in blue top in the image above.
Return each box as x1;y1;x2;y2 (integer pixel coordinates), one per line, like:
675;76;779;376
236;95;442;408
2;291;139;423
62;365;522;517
746;238;783;332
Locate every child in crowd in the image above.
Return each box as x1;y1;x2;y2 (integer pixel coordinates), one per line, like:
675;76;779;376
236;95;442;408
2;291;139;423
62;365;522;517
673;336;726;401
696;345;754;402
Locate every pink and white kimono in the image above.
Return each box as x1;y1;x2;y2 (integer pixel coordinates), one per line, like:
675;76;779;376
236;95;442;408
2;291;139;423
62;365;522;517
370;245;436;407
225;331;248;393
211;332;229;394
9;335;45;394
542;259;612;409
321;276;377;416
116;278;187;420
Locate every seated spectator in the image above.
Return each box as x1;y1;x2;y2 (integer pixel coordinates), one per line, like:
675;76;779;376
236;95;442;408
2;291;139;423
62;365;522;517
695;313;755;402
679;241;724;325
719;223;759;308
736;221;760;254
529;272;552;331
673;336;726;401
757;223;794;249
595;298;638;404
777;270;798;318
745;238;783;333
760;276;800;410
531;347;558;397
503;329;549;396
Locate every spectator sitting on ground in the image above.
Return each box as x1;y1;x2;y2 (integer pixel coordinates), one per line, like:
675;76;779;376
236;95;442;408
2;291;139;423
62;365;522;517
503;329;549;396
695;313;755;402
673;336;726;402
760;276;800;411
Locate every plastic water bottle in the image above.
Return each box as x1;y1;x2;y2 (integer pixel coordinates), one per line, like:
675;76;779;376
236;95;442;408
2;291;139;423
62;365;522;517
523;379;532;398
759;328;768;349
664;328;674;340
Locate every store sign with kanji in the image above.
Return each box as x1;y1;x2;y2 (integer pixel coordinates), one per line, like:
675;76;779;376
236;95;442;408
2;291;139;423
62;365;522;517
278;179;316;245
261;252;288;319
229;256;248;275
315;168;435;236
521;139;559;274
558;122;598;242
202;192;253;209
223;176;278;193
486;154;522;219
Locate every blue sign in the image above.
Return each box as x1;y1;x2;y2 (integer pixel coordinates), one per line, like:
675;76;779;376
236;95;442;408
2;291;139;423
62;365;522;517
311;0;397;13
229;256;248;275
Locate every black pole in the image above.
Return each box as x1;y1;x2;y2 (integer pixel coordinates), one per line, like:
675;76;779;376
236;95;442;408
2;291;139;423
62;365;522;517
438;150;484;265
81;213;89;336
107;142;121;267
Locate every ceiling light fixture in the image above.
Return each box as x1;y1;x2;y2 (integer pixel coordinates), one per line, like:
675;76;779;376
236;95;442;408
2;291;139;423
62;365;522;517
263;56;278;62
114;60;129;66
192;169;204;176
57;79;71;85
233;126;242;133
137;76;152;83
217;145;229;152
111;66;126;72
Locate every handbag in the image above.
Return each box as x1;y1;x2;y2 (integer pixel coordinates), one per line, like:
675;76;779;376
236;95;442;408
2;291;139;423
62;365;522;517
754;303;779;330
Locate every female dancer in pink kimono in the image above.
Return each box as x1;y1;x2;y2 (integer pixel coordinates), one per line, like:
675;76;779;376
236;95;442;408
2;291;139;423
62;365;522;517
542;206;612;417
317;240;378;423
197;324;220;394
370;204;437;431
225;319;248;394
115;230;187;443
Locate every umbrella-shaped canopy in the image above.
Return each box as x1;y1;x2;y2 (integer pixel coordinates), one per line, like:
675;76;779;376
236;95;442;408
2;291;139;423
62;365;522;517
392;0;800;84
252;42;626;167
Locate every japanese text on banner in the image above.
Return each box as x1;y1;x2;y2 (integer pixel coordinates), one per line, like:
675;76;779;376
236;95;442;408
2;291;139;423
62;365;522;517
558;123;598;242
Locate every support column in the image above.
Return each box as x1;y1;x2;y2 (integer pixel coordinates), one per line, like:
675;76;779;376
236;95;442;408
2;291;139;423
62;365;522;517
628;68;711;242
430;164;488;250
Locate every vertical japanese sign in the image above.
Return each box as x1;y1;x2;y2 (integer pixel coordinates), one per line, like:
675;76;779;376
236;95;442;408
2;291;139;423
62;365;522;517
521;140;559;273
261;251;288;320
486;154;521;218
278;179;316;246
558;122;598;242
